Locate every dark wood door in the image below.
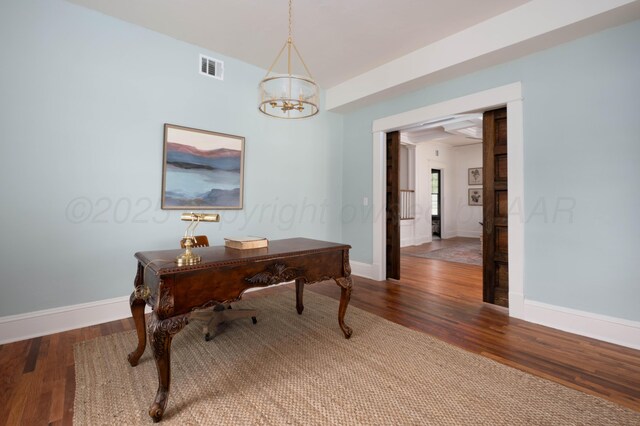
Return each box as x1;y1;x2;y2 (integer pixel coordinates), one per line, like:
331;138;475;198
386;131;400;279
483;108;508;307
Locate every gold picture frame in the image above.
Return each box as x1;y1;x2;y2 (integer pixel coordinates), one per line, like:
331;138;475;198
161;124;244;210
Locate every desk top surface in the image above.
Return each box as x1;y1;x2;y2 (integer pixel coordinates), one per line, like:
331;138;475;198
135;237;350;275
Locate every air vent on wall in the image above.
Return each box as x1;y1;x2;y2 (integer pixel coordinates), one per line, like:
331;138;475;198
199;54;224;80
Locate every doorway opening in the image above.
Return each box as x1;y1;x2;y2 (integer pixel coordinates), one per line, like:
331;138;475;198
374;83;524;315
431;169;441;238
395;115;485;298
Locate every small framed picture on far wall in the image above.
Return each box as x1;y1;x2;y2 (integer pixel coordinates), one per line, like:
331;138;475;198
468;167;482;185
468;188;482;206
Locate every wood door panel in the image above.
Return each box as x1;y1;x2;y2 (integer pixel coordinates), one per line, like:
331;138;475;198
483;107;509;307
494;288;509;306
386;131;400;279
496;118;507;147
495;227;508;255
494;228;508;263
495;263;509;306
496;191;508;218
496;263;509;285
496;155;508;181
494;217;508;228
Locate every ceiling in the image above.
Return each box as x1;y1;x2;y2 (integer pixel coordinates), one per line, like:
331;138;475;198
66;0;531;88
402;114;483;147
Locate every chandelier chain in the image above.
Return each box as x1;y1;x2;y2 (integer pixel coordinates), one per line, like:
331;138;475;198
288;0;293;40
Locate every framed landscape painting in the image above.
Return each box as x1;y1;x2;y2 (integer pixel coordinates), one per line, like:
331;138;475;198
161;124;244;209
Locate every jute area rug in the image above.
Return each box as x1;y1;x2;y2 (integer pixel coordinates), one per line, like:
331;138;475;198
74;290;639;425
404;240;482;266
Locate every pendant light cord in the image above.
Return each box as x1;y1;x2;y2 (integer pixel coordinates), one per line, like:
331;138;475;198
287;0;292;75
289;0;293;41
263;0;314;79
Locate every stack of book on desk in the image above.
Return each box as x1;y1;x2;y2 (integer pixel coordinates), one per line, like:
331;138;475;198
224;236;268;250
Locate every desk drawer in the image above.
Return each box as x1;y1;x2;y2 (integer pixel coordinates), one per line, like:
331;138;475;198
163;250;346;316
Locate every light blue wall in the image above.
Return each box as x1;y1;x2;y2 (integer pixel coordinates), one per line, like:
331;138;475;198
0;0;344;316
342;20;640;321
1;0;638;324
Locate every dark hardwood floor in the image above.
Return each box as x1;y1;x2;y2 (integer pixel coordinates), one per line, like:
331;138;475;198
1;244;639;424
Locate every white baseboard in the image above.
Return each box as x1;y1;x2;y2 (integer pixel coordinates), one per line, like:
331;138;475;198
400;237;414;248
351;261;379;280
440;231;457;239
0;295;153;345
414;235;431;246
6;282;635;351
400;221;415;248
508;291;525;319
456;230;482;238
401;235;432;247
0;281;316;344
523;299;640;350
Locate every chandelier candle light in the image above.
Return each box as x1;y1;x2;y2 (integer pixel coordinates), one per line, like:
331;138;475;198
258;0;319;119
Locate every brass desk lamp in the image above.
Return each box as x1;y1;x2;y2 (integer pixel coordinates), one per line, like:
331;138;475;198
176;212;220;266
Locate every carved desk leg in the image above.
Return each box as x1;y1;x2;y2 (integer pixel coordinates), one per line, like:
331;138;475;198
128;291;147;366
334;276;353;339
295;278;304;315
334;249;353;339
147;312;189;423
128;262;148;367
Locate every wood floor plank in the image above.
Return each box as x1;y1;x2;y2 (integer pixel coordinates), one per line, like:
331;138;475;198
61;365;75;426
0;241;638;423
22;336;42;374
48;379;66;425
0;339;31;426
4;371;39;425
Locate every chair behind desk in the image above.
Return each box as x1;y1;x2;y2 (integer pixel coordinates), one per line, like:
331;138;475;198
181;235;209;248
181;235;258;341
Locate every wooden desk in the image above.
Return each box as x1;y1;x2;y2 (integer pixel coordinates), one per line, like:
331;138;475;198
127;238;353;422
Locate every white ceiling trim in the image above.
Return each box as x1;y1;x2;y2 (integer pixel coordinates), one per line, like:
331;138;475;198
326;0;640;112
372;83;522;133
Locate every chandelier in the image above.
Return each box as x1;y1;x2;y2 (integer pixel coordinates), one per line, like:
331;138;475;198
258;0;319;119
